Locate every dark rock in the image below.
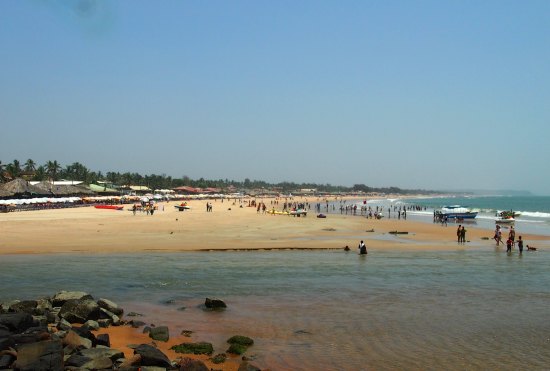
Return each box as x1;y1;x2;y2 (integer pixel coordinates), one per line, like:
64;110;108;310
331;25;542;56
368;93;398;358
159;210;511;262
9;300;37;314
143;326;151;334
83;319;100;331
59;299;100;324
131;320;146;328
97;298;124;316
51;291;93;307
118;353;141;368
66;347;125;368
71;326;97;346
204;298;227;309
97;318;112;328
96;333;110;347
178;356;209;370
0;353;15;369
227;335;254;346
99;307;121;326
35;298;53;316
149;326;169;342
0;312;34;333
126;312;143;317
134;344;172;368
14;339;64;371
180;330;193;337
171;342;213;355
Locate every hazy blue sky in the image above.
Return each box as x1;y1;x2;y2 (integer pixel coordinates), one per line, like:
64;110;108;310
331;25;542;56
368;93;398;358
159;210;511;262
1;1;549;194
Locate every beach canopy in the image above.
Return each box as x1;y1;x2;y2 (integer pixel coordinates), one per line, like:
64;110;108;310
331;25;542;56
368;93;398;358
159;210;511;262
0;196;81;205
0;178;46;197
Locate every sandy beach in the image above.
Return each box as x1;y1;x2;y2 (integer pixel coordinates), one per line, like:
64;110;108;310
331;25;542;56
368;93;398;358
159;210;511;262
1;197;548;255
2;197;550;370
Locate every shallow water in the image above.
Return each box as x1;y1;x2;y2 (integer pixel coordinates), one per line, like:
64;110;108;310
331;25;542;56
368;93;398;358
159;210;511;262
2;250;550;370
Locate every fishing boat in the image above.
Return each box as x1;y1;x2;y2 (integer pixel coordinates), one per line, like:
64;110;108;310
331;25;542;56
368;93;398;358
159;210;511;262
498;210;521;218
495;216;515;225
289;209;308;217
174;204;191;211
94;205;124;210
439;205;478;219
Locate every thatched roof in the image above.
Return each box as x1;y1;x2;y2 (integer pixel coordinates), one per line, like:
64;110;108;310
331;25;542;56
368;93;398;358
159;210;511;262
0;188;13;198
32;181;95;196
0;178;46;196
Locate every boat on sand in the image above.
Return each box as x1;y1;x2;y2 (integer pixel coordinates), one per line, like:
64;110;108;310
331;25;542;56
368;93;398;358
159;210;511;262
94;205;123;210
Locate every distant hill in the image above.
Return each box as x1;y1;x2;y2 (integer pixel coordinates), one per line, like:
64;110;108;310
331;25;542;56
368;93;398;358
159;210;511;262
445;189;533;196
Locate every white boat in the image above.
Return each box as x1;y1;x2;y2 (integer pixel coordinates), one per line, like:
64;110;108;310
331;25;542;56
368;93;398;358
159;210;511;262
439;205;478;219
495;217;515;224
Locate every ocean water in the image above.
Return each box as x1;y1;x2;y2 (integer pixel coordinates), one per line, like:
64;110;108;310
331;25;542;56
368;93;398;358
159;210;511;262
2;250;550;370
327;195;550;236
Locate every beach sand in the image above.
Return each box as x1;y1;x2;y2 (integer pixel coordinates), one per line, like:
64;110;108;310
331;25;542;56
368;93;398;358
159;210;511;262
0;198;547;255
2;197;549;369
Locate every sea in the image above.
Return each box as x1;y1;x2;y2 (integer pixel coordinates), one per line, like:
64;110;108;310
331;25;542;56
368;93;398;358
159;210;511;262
2;195;550;370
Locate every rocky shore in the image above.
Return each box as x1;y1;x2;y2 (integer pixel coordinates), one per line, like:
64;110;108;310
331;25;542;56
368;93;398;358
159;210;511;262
0;291;262;371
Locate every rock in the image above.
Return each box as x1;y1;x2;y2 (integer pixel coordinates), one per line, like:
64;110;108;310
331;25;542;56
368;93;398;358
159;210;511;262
71;326;97;346
97;298;124;316
171;342;213;355
56;318;72;331
134;344;172;368
210;353;227;364
9;300;38;314
62;329;93;350
97;318;112;328
76;347;125;362
142;366;170;371
227;335;254;346
180;330;193;337
227;343;248;355
0;312;34;333
51;291;93;307
118;353;141;368
126;312;143;317
83;320;100;331
149;326;169;342
177;356;209;370
14;339;64;371
0;353;15;369
65;349;116;369
35;298;53;315
238;361;262;371
131;320;146;328
59;299;100;324
204;298;227;309
99;307;121;326
96;333;110;348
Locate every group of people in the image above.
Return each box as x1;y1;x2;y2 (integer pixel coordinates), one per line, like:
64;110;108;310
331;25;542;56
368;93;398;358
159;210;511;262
494;225;525;253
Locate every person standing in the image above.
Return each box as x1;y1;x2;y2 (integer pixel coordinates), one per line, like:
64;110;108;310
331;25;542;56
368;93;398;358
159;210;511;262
517;236;524;254
457;225;462;243
358;240;367;255
506;237;513;253
494;225;502;246
460;225;466;244
509;226;516;247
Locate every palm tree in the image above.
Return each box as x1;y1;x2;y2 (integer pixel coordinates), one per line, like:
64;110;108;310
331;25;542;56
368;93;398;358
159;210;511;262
5;160;22;179
33;166;47;181
24;159;36;172
46;160;62;181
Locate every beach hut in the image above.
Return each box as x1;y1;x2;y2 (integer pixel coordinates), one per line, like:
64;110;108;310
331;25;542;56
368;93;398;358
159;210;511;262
0;178;46;198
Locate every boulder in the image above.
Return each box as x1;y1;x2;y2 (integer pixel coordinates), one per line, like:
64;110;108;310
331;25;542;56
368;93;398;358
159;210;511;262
51;291;93;307
35;298;53;315
149;326;169;342
14;339;64;371
177;356;209;370
204;298;227;309
118;353;141;368
0;312;34;333
59;299;100;324
83;320;100;331
171;342;213;355
62;329;93;350
238;361;262;371
0;353;15;369
97;298;124;316
99;307;121;326
9;300;37;314
134;344;172;368
96;333;110;347
56;318;72;331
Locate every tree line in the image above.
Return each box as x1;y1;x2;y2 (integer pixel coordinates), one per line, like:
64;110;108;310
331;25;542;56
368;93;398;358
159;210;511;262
0;159;440;195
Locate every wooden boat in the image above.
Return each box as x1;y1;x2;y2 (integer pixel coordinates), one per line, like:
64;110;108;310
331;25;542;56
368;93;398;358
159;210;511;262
289;209;307;217
94;205;124;210
174;205;191;211
267;209;290;215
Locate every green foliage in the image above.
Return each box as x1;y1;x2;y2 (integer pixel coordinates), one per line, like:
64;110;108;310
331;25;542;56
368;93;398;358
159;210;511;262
210;353;227;364
170;342;214;355
226;343;248;355
227;335;254;346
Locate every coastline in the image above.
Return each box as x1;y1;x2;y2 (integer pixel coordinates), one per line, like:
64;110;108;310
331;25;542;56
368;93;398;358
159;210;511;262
1;197;549;255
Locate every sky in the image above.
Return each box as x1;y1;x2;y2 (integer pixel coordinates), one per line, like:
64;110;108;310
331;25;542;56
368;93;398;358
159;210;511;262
1;0;549;194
